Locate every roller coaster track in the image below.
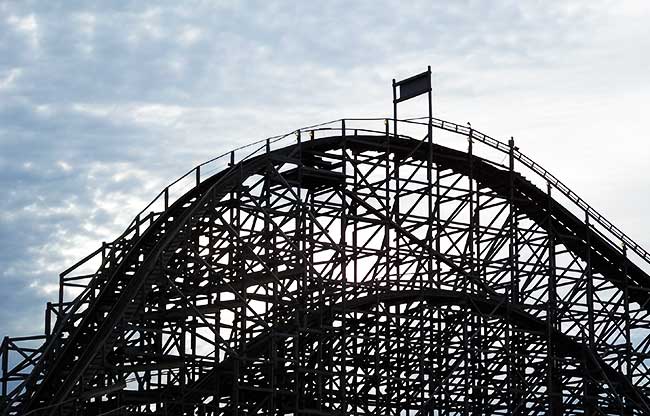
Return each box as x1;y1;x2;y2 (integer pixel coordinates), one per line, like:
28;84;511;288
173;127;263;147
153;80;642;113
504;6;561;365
419;117;649;264
2;116;649;415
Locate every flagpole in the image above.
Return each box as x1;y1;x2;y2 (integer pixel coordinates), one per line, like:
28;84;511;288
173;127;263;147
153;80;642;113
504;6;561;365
426;66;433;285
392;66;434;284
427;65;432;133
392;78;397;139
427;65;433;187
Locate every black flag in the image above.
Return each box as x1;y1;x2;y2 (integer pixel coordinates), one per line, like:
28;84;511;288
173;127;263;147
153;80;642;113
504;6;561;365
394;70;431;103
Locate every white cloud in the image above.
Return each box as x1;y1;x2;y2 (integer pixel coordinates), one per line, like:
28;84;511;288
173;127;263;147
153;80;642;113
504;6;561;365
29;281;59;295
0;68;21;90
75;12;96;36
57;160;72;172
8;13;37;33
7;14;39;48
179;26;202;46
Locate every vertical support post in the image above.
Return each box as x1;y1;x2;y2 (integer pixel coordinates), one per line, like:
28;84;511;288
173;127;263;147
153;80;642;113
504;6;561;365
310;146;321;415
262;137;276;413
352;149;360;412
475;133;486;414
466;126;475;413
467;127;475;289
433;74;444;412
427;65;434;287
377;117;390;416
622;243;634;415
546;184;563;415
294;129;304;413
584;211;597;413
195;165;201;187
393;113;403;401
507;136;523;414
164;188;169;210
623;242;632;374
424;69;435;409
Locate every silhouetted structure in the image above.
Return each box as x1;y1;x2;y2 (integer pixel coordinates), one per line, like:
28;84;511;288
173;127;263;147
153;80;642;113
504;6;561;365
2;104;650;414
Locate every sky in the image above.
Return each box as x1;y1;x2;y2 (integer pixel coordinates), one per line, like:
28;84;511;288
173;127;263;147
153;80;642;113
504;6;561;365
0;0;649;338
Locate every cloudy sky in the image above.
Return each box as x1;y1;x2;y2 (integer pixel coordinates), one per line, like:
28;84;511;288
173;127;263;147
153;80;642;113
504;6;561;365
0;0;648;338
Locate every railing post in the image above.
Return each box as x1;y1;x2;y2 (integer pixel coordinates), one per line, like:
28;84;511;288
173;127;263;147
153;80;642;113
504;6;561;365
297;130;302;202
545;183;563;415
584;212;595;348
622;242;632;372
1;336;8;397
621;241;634;414
196;166;201;187
45;302;52;339
508;137;515;172
58;272;64;314
164;188;169;210
583;210;597;412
